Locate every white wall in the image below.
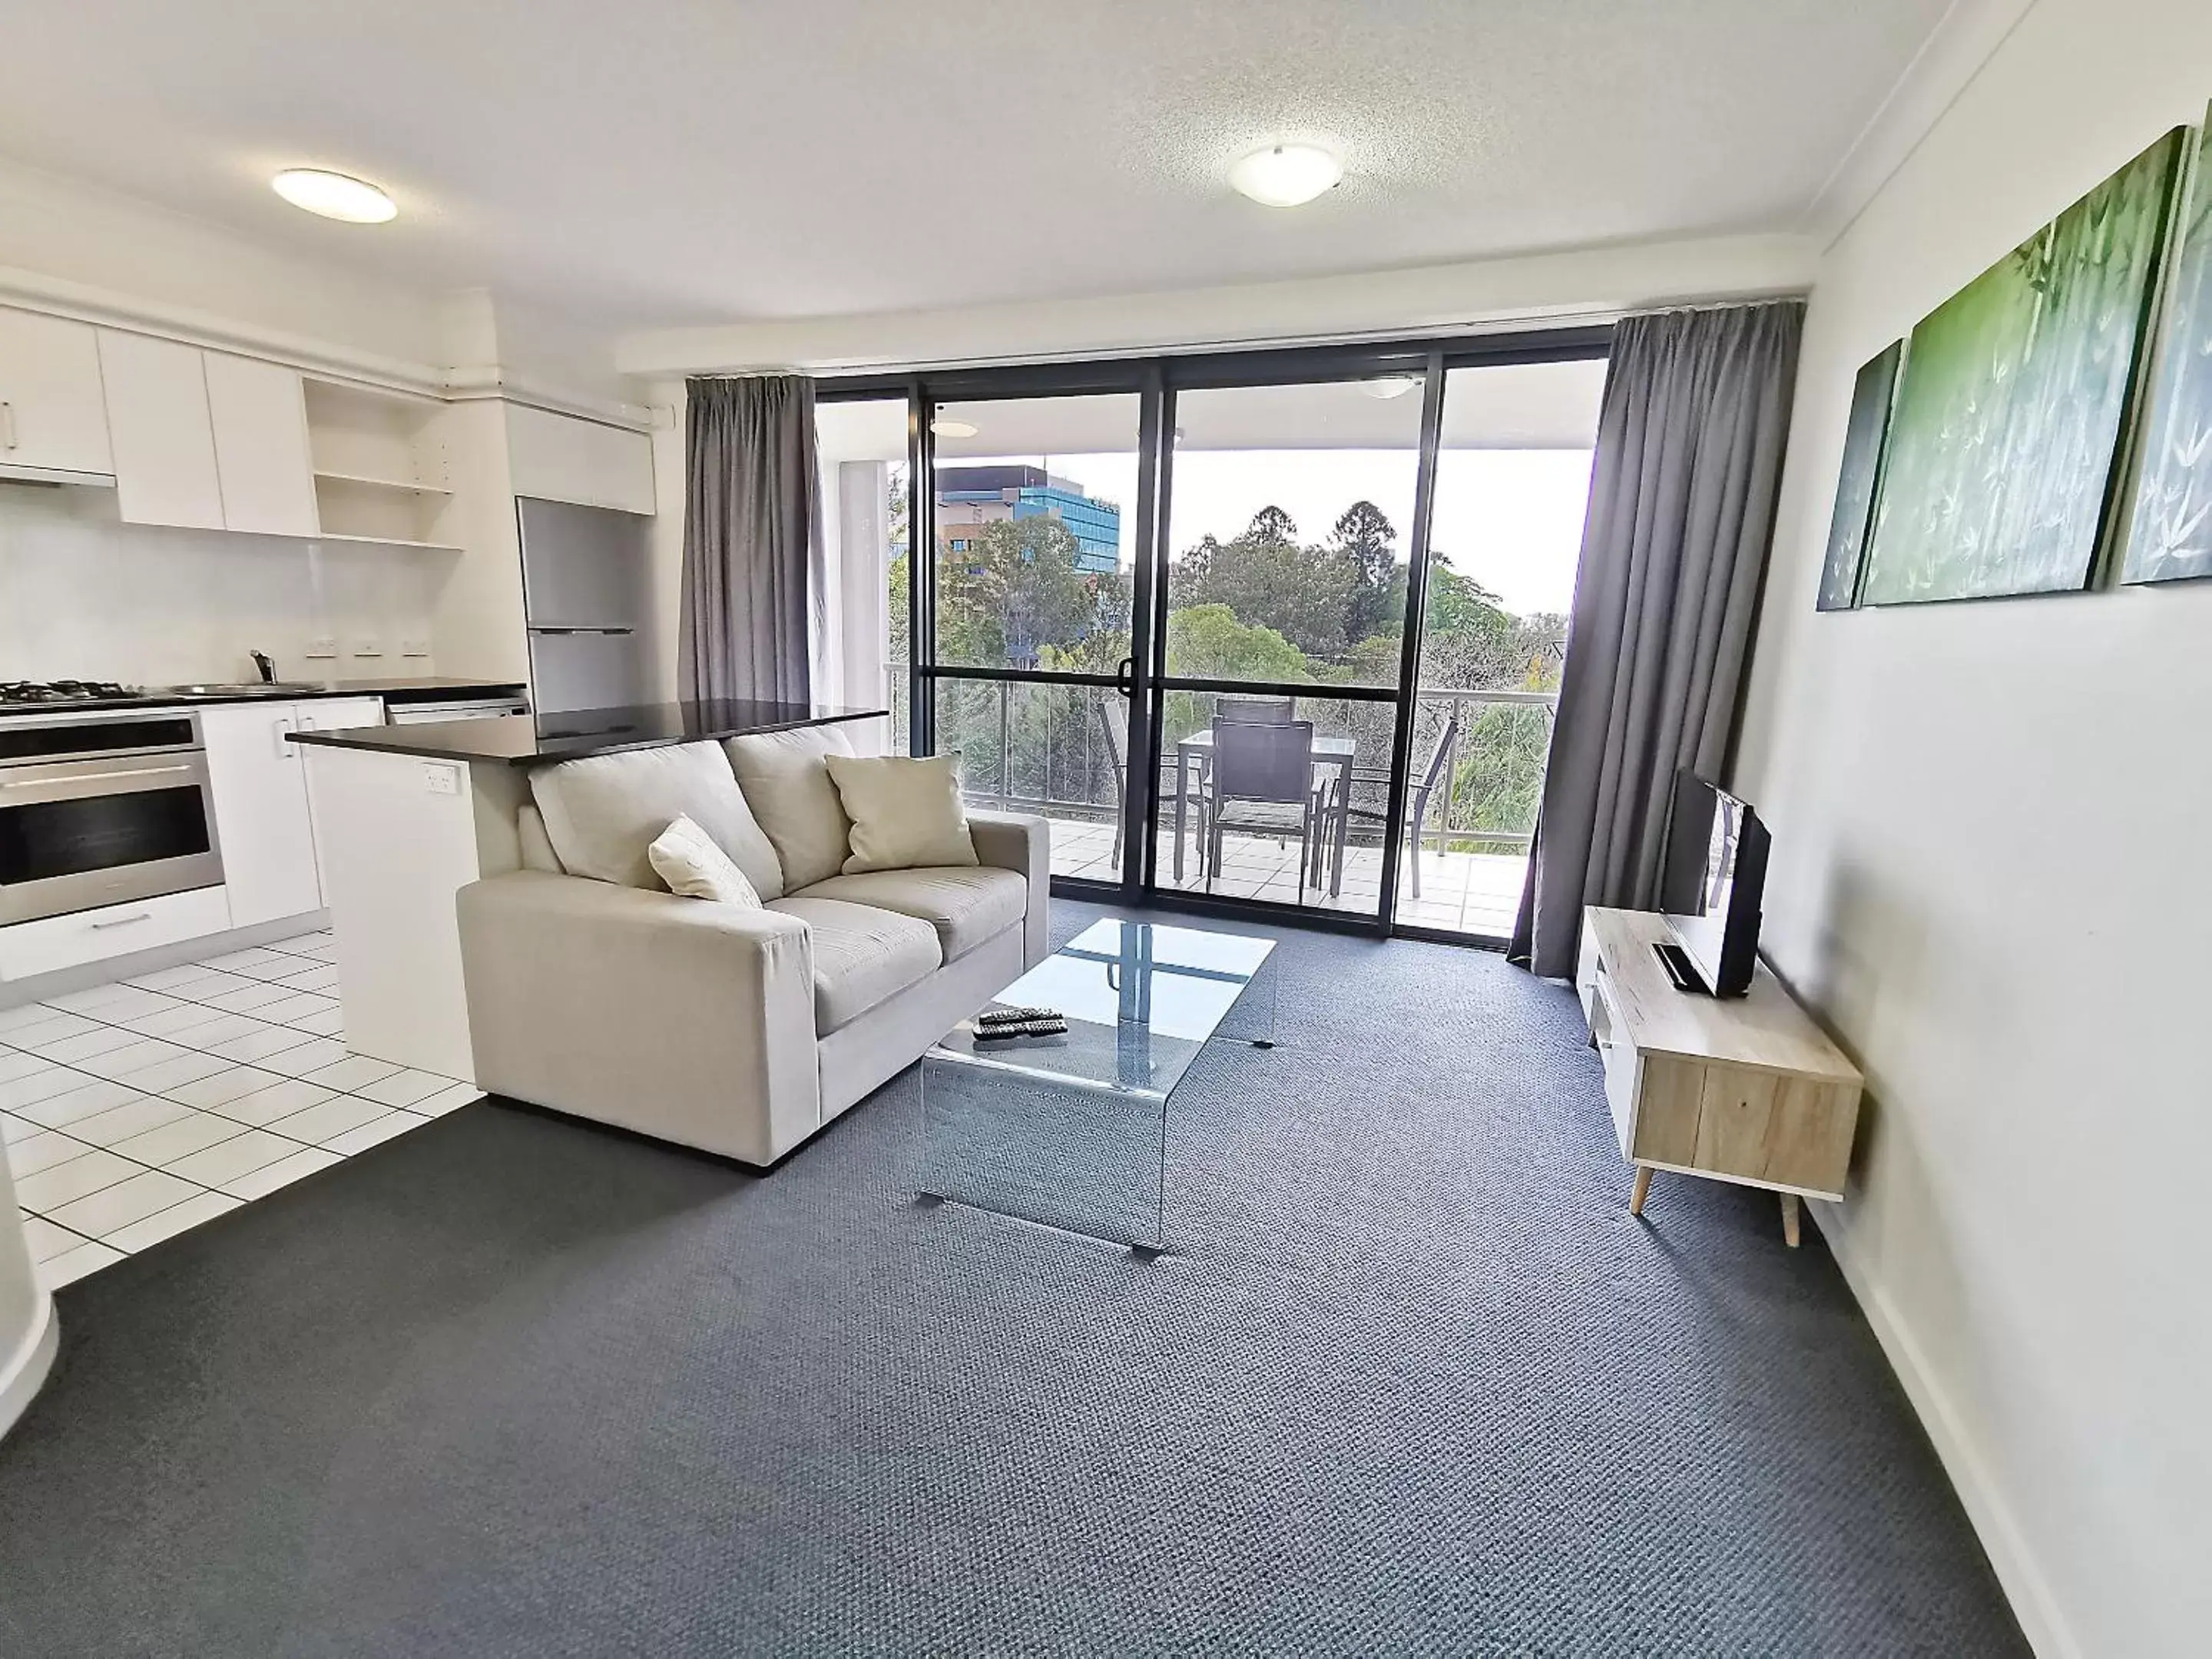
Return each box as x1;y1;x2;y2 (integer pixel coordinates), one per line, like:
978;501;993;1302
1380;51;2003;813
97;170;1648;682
618;231;1816;375
0;481;441;684
0;156;442;366
1732;2;2212;1654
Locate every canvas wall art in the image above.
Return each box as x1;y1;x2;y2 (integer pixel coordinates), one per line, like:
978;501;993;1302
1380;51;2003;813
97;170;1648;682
1816;340;1902;611
2124;108;2212;584
1859;129;2184;606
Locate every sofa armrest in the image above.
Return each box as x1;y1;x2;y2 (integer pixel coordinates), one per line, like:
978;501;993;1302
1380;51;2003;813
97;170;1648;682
456;871;820;1164
968;810;1051;967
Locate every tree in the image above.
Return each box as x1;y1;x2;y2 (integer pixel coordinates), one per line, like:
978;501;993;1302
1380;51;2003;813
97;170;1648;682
1164;604;1310;682
1173;507;1356;657
936;516;1099;667
1330;500;1399;646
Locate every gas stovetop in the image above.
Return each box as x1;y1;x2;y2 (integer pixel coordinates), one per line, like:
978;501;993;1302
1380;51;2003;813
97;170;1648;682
0;679;141;706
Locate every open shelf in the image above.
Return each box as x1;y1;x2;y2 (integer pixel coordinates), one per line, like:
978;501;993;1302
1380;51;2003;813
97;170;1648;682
313;469;454;497
310;531;464;552
303;380;459;550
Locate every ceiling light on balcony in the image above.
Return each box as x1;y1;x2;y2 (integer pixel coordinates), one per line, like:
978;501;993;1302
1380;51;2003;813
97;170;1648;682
1361;375;1421;400
931;418;978;439
1229;144;1343;208
272;168;397;223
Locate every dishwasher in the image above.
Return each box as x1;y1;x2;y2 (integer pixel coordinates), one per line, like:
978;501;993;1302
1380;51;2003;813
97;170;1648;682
385;692;531;726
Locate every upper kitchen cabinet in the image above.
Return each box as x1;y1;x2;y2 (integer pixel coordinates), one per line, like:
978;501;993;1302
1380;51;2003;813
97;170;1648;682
96;329;225;529
204;352;320;537
505;404;654;515
0;307;114;482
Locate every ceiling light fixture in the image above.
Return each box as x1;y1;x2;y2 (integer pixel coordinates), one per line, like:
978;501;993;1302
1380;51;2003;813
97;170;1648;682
930;417;978;439
272;168;397;224
1229;143;1343;208
1361;375;1421;400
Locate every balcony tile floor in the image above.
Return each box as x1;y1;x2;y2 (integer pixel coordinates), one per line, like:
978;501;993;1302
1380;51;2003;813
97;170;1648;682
3;929;481;1293
1046;816;1525;938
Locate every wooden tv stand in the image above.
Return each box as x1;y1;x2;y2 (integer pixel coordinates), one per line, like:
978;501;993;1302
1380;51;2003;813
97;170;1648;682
1576;907;1863;1246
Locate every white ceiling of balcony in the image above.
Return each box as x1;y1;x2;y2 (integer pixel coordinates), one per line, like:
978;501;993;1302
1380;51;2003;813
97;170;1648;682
0;0;1970;337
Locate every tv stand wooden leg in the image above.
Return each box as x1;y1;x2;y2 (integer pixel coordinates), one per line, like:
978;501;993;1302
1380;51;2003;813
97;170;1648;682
1629;1166;1652;1216
1780;1192;1802;1249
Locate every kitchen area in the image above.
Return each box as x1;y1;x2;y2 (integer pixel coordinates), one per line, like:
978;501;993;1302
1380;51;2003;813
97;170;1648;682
0;294;662;1330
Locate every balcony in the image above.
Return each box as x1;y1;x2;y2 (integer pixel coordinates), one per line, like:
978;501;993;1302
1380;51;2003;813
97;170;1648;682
923;676;1550;939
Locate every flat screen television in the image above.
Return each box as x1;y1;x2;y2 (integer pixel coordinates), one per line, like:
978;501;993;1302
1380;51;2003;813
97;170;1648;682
1657;771;1770;998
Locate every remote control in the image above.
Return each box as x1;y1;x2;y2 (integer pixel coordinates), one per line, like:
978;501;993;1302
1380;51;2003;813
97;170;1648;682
978;1006;1056;1026
974;1016;1068;1041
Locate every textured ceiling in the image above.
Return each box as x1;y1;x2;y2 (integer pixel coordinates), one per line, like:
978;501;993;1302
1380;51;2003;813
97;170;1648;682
0;0;1959;336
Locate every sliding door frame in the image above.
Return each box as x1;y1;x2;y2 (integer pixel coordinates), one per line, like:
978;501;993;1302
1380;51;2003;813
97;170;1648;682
818;321;1612;943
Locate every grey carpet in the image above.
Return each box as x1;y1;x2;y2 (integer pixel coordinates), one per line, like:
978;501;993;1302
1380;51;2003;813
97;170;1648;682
0;902;2027;1657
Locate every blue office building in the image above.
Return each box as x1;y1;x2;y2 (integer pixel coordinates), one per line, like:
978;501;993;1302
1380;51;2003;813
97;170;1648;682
936;465;1121;575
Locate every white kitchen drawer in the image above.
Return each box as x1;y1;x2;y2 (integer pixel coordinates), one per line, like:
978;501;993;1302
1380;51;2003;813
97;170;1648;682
0;886;233;982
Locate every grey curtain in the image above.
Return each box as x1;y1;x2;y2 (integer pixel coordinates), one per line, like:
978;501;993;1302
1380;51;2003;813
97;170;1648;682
1510;301;1803;978
680;375;819;704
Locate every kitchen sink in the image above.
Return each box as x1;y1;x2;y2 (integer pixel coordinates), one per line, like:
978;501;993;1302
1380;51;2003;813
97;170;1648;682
164;681;328;696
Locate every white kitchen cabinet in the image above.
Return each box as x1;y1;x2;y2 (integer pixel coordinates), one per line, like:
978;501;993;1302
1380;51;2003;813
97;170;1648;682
505;404;654;515
200;701;323;929
97;329;225;531
205;353;320;537
0;308;114;482
0;886;232;982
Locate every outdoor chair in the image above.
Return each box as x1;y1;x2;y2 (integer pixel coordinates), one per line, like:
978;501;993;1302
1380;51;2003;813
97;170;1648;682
1326;709;1459;899
1204;716;1330;899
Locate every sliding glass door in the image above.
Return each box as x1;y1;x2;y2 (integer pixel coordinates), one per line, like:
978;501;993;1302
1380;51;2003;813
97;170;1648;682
1151;372;1428;922
916;390;1151;887
834;326;1609;942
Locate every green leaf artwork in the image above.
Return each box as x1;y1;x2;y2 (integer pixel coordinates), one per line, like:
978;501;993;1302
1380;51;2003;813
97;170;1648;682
1862;129;2184;605
2124;108;2212;583
1816;340;1902;611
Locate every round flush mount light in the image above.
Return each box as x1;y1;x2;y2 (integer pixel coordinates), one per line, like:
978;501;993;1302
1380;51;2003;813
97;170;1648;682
1229;143;1343;208
930;417;978;439
272;168;397;224
1361;374;1421;400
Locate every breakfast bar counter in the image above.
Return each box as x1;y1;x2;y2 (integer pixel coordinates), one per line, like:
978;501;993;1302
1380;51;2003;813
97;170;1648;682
293;700;887;1080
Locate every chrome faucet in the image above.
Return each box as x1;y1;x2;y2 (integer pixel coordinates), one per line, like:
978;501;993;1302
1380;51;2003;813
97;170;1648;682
250;649;276;684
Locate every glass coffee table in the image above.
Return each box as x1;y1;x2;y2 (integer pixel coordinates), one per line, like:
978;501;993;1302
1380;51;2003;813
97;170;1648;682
919;919;1277;1257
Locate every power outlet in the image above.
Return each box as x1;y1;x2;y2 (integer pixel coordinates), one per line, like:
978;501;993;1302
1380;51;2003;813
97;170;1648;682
303;636;339;660
353;637;384;658
399;637;432;658
422;762;461;797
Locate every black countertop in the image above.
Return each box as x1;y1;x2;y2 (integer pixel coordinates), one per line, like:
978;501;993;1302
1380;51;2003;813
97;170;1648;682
288;699;889;765
0;678;528;717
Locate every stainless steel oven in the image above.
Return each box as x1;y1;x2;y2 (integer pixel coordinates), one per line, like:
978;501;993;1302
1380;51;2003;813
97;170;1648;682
0;710;224;925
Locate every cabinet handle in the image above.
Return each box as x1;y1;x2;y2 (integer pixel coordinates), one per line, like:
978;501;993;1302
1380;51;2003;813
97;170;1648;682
88;912;154;930
0;401;13;450
273;714;295;760
2;763;192;789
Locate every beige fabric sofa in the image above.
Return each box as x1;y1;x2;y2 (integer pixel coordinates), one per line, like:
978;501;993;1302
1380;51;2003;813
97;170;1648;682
454;726;1048;1167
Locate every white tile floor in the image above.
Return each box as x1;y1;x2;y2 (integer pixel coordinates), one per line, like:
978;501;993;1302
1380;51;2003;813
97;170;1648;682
1048;816;1529;937
2;929;480;1293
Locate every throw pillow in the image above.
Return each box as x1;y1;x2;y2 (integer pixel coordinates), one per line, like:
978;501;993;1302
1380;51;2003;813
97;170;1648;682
647;815;763;906
528;741;786;898
823;753;979;873
724;724;856;891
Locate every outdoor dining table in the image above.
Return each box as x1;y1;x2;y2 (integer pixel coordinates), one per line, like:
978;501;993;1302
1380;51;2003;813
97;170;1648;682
1171;728;1359;888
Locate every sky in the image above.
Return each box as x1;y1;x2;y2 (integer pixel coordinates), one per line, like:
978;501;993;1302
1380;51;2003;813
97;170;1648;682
972;448;1594;618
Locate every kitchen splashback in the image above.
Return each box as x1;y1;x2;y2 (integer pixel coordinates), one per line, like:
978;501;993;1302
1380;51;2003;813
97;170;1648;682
0;481;441;685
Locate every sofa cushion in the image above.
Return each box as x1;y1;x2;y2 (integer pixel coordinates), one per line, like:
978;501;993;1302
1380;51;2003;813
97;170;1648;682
767;896;942;1034
648;815;763;908
529;742;785;899
796;866;1026;963
725;724;856;891
823;753;979;873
